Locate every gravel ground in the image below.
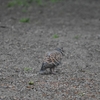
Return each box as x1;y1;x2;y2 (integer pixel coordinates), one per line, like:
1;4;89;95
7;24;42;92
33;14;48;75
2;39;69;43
0;0;100;100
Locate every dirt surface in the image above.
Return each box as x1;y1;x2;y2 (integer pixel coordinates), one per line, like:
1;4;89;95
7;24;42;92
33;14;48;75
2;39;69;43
0;0;100;100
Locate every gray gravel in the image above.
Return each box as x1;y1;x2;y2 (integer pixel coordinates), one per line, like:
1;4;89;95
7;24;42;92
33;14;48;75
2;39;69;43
0;0;100;100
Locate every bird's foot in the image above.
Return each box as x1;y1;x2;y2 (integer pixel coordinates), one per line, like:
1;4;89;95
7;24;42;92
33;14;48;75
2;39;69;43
49;71;56;75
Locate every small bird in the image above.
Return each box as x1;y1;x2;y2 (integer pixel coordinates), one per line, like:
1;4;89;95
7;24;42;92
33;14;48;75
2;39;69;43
39;47;65;74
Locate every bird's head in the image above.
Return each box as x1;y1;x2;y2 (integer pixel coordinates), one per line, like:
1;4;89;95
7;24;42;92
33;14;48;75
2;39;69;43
55;47;65;56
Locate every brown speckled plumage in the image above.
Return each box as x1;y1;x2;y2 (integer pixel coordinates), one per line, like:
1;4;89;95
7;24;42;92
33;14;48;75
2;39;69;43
39;47;64;74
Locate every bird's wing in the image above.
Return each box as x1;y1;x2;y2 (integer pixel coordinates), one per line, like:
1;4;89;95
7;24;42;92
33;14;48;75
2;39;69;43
44;51;62;65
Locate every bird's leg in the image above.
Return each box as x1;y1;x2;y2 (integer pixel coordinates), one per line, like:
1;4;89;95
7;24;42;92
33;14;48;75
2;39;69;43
50;68;52;74
50;68;56;75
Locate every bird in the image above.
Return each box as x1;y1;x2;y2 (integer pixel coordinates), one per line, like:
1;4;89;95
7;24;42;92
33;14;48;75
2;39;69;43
39;47;65;74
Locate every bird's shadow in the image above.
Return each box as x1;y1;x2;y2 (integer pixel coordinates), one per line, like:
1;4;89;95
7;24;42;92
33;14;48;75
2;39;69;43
38;69;61;75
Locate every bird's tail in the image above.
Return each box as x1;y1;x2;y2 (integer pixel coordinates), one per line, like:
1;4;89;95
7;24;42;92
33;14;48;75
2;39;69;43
39;63;46;74
40;63;45;71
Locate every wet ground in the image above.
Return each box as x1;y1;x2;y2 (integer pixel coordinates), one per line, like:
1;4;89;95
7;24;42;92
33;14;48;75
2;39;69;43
0;0;100;100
